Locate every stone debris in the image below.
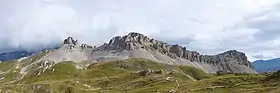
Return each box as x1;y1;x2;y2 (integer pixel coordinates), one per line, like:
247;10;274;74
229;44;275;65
83;84;91;88
138;69;154;76
0;77;4;80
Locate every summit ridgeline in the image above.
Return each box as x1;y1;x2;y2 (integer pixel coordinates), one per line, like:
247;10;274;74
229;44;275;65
17;32;256;75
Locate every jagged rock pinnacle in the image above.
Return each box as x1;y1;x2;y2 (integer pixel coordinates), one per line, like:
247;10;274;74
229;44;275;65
105;32;151;50
63;37;78;45
62;37;94;50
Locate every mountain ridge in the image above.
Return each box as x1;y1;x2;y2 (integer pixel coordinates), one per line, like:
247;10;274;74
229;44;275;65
0;32;264;93
253;58;280;73
0;51;34;61
0;46;60;62
27;32;255;74
0;32;256;81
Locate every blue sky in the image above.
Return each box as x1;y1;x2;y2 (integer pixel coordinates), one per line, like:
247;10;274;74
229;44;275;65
1;0;280;61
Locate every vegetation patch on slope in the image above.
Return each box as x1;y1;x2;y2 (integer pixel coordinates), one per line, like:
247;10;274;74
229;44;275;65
0;58;279;93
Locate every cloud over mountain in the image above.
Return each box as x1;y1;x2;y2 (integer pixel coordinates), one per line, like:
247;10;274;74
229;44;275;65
0;0;280;61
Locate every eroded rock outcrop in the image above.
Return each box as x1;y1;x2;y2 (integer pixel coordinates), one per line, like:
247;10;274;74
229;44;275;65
63;37;78;45
93;32;256;73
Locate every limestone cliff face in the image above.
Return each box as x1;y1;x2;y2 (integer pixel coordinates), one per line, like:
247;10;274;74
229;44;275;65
94;32;256;73
33;33;256;74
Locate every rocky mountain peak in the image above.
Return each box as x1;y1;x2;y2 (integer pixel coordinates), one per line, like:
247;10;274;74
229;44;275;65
62;37;94;50
220;50;247;58
100;32;203;61
127;32;145;37
220;50;252;68
98;32;253;71
63;37;78;45
104;32;154;50
219;50;249;64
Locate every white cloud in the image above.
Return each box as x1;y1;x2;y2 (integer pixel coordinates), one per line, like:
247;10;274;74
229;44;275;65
1;0;280;61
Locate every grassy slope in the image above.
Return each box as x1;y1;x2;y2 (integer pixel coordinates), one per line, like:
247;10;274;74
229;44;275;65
0;58;279;93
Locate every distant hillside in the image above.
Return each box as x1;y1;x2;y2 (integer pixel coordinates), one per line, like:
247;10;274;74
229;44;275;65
0;51;33;61
253;58;280;73
0;46;59;62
